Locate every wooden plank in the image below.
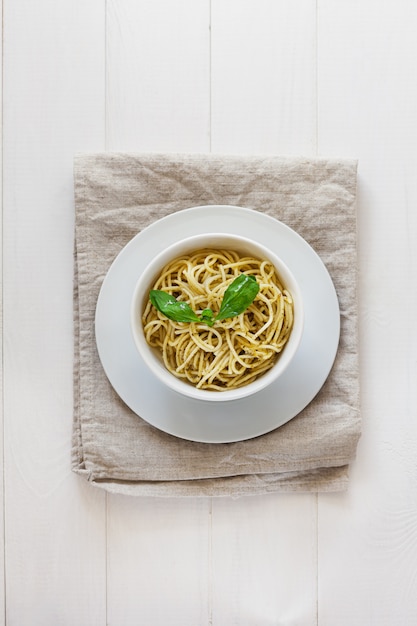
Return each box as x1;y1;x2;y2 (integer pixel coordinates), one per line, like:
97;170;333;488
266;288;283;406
210;2;318;623
211;0;317;155
211;495;318;625
317;1;417;623
3;0;107;623
107;496;211;625
106;0;211;152
0;0;4;621
105;2;212;624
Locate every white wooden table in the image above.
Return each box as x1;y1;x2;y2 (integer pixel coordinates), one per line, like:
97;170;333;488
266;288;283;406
2;1;417;624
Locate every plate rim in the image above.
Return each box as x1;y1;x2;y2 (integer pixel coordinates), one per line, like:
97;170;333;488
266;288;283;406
95;205;340;443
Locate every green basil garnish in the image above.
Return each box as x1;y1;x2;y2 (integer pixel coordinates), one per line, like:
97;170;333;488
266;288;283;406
215;274;259;321
149;274;259;326
149;290;200;323
200;308;215;327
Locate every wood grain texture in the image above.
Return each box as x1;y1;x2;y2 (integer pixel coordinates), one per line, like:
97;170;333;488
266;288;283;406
211;0;317;155
0;0;4;621
210;3;319;624
105;2;212;624
106;0;211;152
211;494;318;625
3;0;107;623
107;496;211;625
317;1;417;623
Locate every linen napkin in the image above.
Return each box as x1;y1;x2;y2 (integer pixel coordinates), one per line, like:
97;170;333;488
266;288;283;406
72;153;360;497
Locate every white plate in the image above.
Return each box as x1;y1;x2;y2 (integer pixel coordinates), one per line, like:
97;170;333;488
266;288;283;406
95;205;340;443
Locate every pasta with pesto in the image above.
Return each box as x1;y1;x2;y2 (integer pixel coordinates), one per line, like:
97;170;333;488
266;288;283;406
141;249;294;391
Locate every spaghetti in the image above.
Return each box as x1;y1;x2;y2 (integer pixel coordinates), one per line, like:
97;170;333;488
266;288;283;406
141;249;294;391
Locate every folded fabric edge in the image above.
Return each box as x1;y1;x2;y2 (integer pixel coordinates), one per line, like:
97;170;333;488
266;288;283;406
72;242;85;472
72;465;351;497
73;152;358;171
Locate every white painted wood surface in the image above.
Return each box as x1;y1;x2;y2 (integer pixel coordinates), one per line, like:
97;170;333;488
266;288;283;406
2;0;417;624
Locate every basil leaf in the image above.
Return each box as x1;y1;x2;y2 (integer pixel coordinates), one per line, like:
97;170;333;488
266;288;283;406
215;274;259;321
149;274;259;326
149;290;200;323
200;308;214;327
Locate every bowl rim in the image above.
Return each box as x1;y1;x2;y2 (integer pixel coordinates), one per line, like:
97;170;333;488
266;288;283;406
130;232;304;402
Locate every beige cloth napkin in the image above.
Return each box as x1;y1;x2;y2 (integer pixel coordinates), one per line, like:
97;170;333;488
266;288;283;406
72;153;360;497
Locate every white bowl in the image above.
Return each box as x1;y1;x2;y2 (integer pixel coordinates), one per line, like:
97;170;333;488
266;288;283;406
130;233;304;402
